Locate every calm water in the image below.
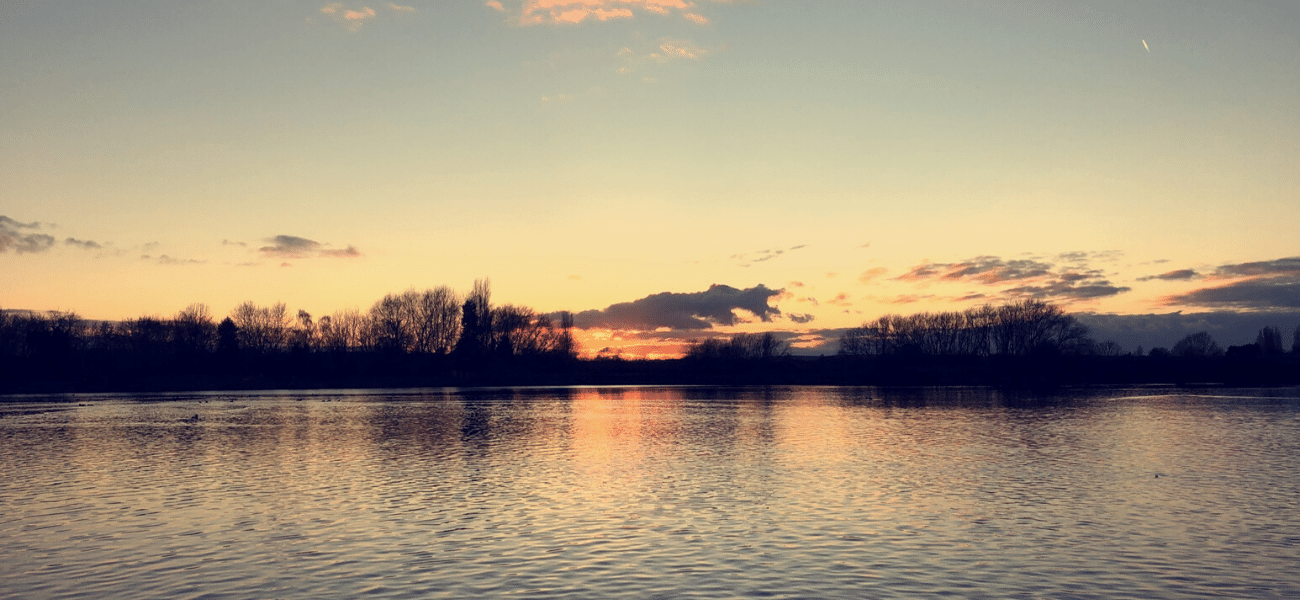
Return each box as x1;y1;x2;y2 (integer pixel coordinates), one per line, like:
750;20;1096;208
2;386;1298;599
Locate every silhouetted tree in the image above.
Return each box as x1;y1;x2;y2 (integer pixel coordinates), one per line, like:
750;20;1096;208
369;293;416;353
455;279;493;358
838;300;1088;357
1256;326;1285;355
319;309;365;352
413;286;461;355
687;333;789;361
217;317;239;354
230;301;291;353
289;310;316;351
172;303;216;355
1171;331;1223;357
1095;340;1124;357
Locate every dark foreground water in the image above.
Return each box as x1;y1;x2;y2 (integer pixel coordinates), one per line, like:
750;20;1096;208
2;386;1298;599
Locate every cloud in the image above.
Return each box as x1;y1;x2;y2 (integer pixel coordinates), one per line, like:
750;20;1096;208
319;2;410;31
221;239;247;248
651;38;710;61
64;237;102;250
1209;257;1300;279
1001;281;1131;301
731;243;807;267
896;252;1130;303
258;235;362;259
787;313;816;324
571;284;783;330
0;216;56;254
858;267;888;284
142;254;205;266
1137;269;1200;282
492;0;722;26
1078;310;1300;351
1164;278;1300;311
897;256;1054;284
1161;256;1300;311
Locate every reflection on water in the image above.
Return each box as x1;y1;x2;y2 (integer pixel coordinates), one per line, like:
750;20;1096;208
1;386;1298;599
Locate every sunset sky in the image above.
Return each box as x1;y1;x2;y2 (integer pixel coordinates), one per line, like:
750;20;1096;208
4;0;1298;356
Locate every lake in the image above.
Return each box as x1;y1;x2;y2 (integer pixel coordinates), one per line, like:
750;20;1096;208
2;386;1298;599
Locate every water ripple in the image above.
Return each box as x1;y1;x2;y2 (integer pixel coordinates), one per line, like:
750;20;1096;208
1;386;1298;599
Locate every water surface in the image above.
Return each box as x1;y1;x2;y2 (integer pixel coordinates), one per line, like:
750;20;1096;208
2;386;1298;599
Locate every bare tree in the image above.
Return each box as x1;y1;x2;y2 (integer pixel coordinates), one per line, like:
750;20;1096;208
320;309;366;351
1256;326;1285;355
1171;331;1223;357
412;286;461;355
368;293;417;353
172;303;216;354
230;302;292;353
456;278;493;357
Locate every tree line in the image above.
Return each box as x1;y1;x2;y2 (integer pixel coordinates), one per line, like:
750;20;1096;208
0;279;573;361
837;300;1093;357
3;295;1298;392
0;279;579;391
835;299;1300;360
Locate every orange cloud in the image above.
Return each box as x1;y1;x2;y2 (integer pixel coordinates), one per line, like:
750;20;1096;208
494;0;719;25
319;2;411;31
858;267;888;284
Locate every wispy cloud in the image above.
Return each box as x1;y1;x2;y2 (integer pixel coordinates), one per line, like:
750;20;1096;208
318;2;413;32
492;0;721;26
896;252;1130;303
142;254;206;266
858;267;888;283
0;216;55;254
64;237;102;250
731;244;807;267
1137;268;1200;282
571;283;782;330
258;235;362;259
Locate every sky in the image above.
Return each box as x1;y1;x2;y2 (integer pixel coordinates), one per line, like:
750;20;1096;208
3;0;1299;357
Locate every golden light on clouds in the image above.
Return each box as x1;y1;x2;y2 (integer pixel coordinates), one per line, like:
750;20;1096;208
493;0;717;25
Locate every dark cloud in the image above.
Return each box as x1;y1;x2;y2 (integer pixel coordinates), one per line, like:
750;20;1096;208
897;256;1054;284
1003;281;1131;301
0;216;55;254
1078;310;1300;351
896;253;1129;302
571;284;783;330
1211;257;1300;278
259;235;362;259
1137;269;1200;282
64;237;102;250
1160;256;1300;311
1164;278;1300;310
787;313;816;324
